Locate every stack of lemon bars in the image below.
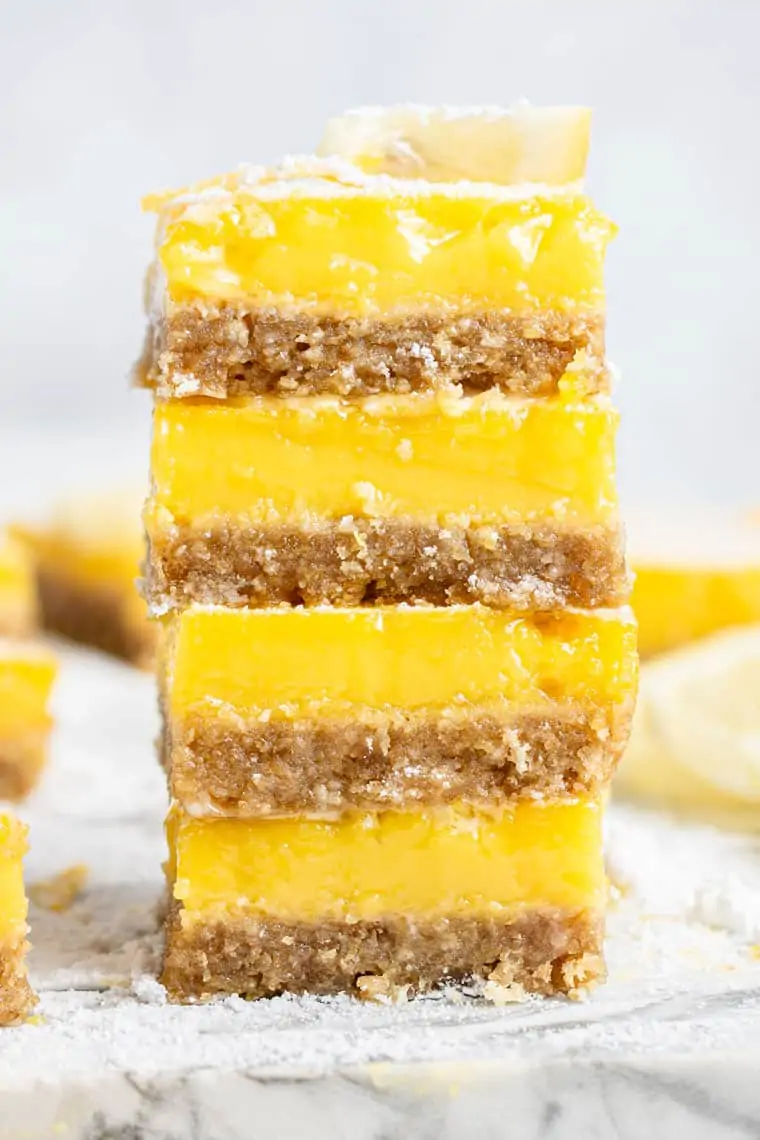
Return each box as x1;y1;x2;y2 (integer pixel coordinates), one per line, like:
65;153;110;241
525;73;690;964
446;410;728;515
139;105;638;1002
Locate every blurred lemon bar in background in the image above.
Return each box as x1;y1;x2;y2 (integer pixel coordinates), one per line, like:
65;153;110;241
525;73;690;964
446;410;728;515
0;533;38;640
630;509;760;658
0;813;35;1024
0;531;56;801
15;492;154;669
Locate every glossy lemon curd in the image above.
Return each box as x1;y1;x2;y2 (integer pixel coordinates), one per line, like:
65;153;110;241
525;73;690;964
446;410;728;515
0;814;28;942
166;605;638;721
0;644;57;737
149;392;619;529
155;184;613;313
169;800;605;922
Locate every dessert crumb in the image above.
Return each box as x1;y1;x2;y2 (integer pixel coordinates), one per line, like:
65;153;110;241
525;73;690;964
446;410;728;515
29;864;89;912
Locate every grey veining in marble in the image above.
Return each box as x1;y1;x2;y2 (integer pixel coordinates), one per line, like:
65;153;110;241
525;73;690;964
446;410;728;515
1;646;760;1140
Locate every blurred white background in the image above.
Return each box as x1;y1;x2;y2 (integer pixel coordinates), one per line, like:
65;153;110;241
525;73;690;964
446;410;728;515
1;0;758;506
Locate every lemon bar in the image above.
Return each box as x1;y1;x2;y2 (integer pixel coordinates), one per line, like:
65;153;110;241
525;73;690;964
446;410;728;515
0;814;35;1024
162;605;637;816
630;510;760;658
0;641;57;800
146;391;627;611
17;492;155;668
163;799;606;1000
0;532;56;799
138;109;612;401
0;532;37;640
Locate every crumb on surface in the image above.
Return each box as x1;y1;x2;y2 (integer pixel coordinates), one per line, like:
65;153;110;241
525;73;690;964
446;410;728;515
356;975;412;1004
29;864;89;913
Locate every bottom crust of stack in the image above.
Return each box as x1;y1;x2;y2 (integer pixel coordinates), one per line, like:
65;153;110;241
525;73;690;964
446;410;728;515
162;904;603;1002
0;731;49;802
37;567;154;669
0;939;35;1026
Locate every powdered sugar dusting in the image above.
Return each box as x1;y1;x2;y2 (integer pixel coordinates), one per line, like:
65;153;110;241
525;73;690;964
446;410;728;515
156;154;585;215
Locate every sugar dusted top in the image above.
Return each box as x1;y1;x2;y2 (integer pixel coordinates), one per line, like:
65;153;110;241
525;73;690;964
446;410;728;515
144;102;592;214
142;104;609;315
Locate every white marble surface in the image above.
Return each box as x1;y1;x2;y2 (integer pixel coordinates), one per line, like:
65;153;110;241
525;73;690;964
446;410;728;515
2;645;760;1139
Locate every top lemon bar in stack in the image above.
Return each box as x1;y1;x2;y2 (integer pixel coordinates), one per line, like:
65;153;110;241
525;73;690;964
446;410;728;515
139;105;606;402
141;105;636;1003
141;105;626;616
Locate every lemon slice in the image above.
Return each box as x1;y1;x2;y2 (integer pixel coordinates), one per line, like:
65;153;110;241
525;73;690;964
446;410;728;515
318;104;591;186
618;625;760;806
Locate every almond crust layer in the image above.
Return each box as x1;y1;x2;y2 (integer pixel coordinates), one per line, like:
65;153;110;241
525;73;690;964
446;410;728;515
162;903;604;1001
0;731;49;802
37;567;155;669
137;304;607;399
165;700;634;816
147;519;628;612
0;939;35;1026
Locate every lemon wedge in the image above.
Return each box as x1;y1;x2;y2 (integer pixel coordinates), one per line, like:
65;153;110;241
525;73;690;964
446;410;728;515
318;104;591;186
618;624;760;811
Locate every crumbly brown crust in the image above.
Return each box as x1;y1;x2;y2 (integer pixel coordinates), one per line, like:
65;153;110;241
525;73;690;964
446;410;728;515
0;731;49;802
36;567;155;669
0;939;35;1026
137;303;608;399
146;518;629;612
165;700;634;816
162;903;604;1001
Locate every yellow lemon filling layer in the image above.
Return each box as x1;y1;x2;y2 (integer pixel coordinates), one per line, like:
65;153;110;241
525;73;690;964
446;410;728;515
166;605;637;721
0;532;37;637
0;814;28;942
169;800;605;922
154;180;613;312
0;643;57;737
150;392;618;529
